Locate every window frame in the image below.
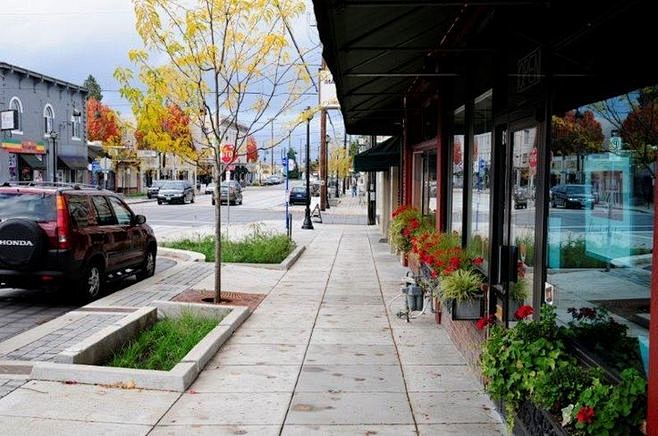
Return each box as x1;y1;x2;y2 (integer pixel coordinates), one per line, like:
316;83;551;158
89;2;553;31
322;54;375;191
43;104;55;135
9;97;23;134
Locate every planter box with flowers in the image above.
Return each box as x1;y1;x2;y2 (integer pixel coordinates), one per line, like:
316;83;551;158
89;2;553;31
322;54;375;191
440;269;485;320
479;304;647;435
388;205;432;267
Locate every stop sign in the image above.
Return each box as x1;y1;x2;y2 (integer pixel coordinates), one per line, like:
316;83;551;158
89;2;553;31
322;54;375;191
220;144;235;164
529;147;538;169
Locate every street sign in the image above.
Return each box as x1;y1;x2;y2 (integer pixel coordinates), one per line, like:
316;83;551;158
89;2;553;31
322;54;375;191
221;144;235;164
529;147;538;169
282;156;288;166
91;161;101;172
610;136;622;153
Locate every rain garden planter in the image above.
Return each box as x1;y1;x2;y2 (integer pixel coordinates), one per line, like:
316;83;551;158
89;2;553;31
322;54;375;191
30;301;249;391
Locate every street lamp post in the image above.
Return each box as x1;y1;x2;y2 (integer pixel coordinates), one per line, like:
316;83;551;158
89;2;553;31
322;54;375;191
49;130;58;183
302;107;314;230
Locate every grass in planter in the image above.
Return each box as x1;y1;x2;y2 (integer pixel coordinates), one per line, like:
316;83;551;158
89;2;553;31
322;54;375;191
163;227;295;263
107;312;219;371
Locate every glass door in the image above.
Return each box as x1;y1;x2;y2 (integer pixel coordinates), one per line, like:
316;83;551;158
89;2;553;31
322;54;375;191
493;122;539;323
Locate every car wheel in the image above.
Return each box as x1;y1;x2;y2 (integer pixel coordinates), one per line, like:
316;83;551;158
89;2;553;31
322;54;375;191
551;201;556;208
212;198;216;205
77;261;103;302
191;195;195;204
136;248;156;281
157;200;162;205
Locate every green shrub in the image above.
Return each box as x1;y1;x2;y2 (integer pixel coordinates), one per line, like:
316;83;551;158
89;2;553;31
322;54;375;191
532;363;601;412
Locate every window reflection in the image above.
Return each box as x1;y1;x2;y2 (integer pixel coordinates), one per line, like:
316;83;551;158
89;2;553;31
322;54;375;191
451;106;465;233
547;87;655;374
469;90;492;260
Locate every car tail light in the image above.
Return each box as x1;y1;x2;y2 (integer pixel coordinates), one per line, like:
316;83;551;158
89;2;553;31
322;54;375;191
56;194;71;249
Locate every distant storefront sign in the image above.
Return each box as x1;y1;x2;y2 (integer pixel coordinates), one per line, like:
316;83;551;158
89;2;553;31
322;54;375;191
137;150;158;158
1;139;47;154
319;66;340;110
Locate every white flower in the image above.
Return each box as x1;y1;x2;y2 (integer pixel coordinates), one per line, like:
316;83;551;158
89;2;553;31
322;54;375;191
561;404;575;427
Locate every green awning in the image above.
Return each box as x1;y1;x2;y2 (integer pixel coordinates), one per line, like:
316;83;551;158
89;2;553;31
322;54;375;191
20;153;46;170
353;136;400;172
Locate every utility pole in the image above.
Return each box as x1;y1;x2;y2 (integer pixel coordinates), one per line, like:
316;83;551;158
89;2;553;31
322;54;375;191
320;108;328;210
270;122;274;176
343;133;348;194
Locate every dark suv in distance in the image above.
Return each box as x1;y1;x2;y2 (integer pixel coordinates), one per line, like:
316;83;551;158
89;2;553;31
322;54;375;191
147;180;165;199
550;184;595;209
0;183;157;301
157;180;195;205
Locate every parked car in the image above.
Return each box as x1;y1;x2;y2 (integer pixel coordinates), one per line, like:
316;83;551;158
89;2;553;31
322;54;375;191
212;180;243;205
289;186;308;205
265;175;282;185
513;187;528;209
146;180;165;199
550;184;595;209
0;182;157;301
204;182;216;195
157;180;195;205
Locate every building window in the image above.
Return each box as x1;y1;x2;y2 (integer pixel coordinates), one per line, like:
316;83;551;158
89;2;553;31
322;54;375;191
546;86;655;373
451;106;466;234
9;97;23;133
71;113;82;139
44;104;55;135
469;90;493;260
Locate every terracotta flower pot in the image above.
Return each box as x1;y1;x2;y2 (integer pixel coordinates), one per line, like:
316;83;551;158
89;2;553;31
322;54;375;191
400;252;408;267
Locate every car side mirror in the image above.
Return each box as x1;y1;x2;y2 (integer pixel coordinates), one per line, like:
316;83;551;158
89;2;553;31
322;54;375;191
134;214;146;225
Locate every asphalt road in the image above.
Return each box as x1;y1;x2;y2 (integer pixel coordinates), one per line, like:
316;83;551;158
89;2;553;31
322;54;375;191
0;258;176;344
131;182;313;228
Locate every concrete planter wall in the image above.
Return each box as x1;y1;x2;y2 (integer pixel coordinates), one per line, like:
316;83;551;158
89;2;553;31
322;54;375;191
31;301;249;391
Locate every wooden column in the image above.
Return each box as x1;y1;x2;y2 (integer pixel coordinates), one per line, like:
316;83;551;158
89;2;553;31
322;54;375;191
648;151;658;433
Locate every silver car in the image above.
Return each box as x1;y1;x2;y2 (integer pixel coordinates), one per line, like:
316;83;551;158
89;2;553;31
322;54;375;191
212;181;243;205
157;180;195;204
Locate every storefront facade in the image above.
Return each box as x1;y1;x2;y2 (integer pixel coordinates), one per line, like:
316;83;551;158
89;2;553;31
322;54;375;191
1;62;88;184
314;1;657;432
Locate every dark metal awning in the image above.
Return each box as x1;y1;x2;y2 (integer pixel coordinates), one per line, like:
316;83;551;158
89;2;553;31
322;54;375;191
20;154;46;170
59;155;89;170
353;136;400;172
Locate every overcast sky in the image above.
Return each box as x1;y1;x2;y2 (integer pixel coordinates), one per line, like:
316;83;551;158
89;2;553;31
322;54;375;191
1;0;346;159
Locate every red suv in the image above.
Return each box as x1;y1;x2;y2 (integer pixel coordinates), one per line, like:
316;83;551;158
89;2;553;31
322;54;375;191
0;183;157;301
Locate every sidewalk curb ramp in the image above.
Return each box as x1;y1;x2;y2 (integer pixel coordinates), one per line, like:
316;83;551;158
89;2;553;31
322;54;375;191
157;246;206;262
30;301;249;392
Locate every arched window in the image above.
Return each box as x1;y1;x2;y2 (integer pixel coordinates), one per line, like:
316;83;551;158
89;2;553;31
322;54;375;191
9;97;23;133
43;104;54;135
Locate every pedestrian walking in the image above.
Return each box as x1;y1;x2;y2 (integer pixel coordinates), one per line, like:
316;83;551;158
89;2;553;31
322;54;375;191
351;183;357;197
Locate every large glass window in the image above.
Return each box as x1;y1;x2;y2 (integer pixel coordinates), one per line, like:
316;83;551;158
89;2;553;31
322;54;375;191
451;106;465;233
546;87;655;373
469;90;493;260
412;150;437;217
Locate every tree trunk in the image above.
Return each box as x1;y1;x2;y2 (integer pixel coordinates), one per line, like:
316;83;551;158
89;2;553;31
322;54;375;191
214;161;222;303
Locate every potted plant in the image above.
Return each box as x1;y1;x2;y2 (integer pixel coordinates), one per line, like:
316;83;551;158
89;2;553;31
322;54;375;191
439;268;484;320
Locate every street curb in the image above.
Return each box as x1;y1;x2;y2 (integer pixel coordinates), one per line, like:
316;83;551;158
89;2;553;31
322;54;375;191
230;244;305;271
157;246;206;262
124;198;157;205
30;302;249;392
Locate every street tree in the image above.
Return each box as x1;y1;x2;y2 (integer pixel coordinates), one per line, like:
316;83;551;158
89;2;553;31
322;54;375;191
589;87;658;177
87;98;121;146
115;0;312;303
84;75;103;101
328;146;351;180
552;110;604;156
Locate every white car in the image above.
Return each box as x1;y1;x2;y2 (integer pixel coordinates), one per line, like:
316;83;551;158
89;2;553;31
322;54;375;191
204;183;216;194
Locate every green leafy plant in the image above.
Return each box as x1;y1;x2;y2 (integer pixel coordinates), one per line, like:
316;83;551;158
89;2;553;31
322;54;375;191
532;363;600;412
439;269;483;302
565;307;644;374
568;368;646;435
481;305;567;430
510;277;529;302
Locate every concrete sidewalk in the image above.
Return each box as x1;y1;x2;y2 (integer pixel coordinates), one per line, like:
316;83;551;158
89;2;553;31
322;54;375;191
0;226;505;435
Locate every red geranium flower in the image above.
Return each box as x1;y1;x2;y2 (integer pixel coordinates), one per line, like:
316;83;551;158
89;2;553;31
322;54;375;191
473;256;484;266
514;305;534;320
476;314;496;330
576;406;595;424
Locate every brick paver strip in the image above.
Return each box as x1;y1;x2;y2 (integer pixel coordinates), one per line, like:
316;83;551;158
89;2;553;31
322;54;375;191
2;314;124;362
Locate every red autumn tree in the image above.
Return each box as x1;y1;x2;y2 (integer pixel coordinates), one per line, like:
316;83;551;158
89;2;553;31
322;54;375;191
453;138;463;165
552;110;605;156
620;97;658;176
87;98;120;143
246;136;258;162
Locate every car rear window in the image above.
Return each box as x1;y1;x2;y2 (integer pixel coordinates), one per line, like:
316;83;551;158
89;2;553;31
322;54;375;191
161;181;185;189
0;192;56;222
292;187;305;193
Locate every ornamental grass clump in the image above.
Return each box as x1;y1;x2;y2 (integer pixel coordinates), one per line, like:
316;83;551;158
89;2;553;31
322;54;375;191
438;268;483;302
